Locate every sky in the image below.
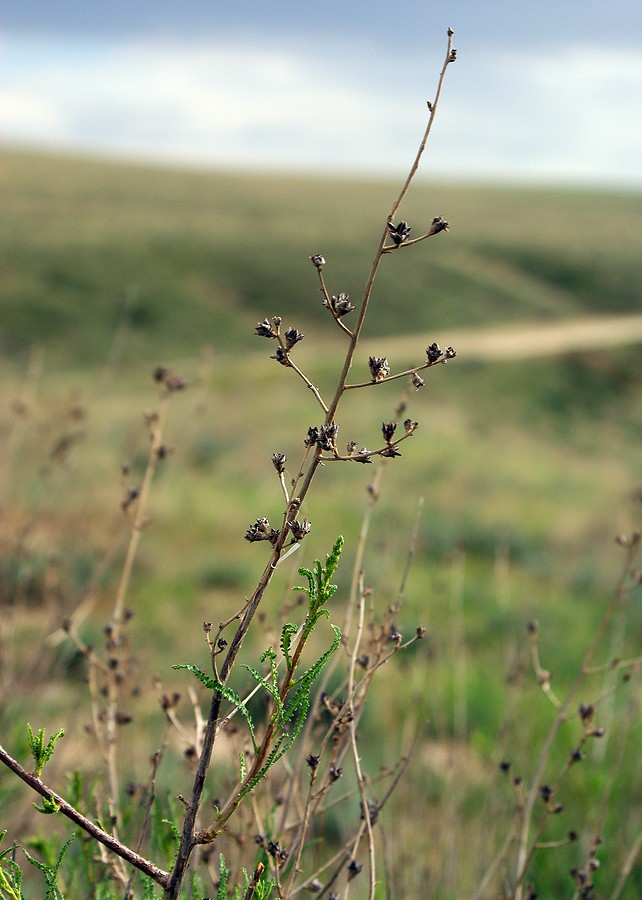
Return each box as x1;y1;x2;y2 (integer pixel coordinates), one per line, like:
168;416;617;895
2;1;642;188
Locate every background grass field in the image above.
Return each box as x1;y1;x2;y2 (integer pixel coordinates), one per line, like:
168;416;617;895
1;147;641;897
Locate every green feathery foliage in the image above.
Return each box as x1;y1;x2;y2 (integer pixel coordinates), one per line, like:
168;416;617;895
26;725;65;779
171;663;258;752
0;831;23;900
21;834;75;900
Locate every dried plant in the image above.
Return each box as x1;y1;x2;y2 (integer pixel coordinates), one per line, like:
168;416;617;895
0;28;459;900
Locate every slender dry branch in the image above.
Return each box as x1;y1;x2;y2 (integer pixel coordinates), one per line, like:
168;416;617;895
510;535;641;899
0;742;169;887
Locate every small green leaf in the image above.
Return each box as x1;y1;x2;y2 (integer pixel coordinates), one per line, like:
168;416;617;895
216;854;229;900
33;795;59;815
27;724;65;778
280;623;298;668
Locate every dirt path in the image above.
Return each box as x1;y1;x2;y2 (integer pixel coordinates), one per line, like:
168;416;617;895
365;313;642;361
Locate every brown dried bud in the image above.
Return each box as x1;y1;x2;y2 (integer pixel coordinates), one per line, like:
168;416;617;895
368;356;390;382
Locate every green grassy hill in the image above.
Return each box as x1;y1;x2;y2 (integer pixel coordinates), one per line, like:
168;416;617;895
2;148;641;368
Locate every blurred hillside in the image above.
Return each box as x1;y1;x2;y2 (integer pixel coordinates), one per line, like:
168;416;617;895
2;147;641;369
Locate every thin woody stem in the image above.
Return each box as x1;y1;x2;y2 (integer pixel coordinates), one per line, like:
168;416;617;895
167;29;456;898
0;742;169;887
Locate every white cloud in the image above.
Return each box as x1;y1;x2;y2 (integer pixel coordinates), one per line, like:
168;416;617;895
1;34;641;187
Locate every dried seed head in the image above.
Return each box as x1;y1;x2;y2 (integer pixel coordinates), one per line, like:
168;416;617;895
244;517;273;542
284;327;304;350
382;421;397;443
328;764;343;782
426;342;444;363
389;624;403;643
289;519;312;541
309;254;326;269
324;291;356;318
386;220;412;245
429;215;450;235
411;373;425;390
540;784;553;803
306;754;320;769
368;355;390;382
272;452;287;474
267;840;288;862
271;346;290;366
444;345;457;359
318;422;339;451
347;859;362;880
403;418;419;434
579;703;594;723
255;318;278;339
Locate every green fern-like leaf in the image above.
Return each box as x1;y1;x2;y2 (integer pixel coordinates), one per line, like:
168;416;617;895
27;725;65;778
0;833;23;900
33;795;59;815
280;623;298;668
171;663;217;691
173;664;258;752
242;663;283;723
286;625;341;719
324;535;344;583
217;854;229;900
22;833;74;900
293;566;315;601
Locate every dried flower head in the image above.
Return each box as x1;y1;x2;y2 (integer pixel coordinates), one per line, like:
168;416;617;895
255;318;278;339
309;254;325;269
324;291;356;318
429;215;450;235
267;840;288;862
244;517;279;544
318;422;340;451
305;426;320;447
382;421;397;443
426;342;444;363
272;452;287;474
347;859;362;880
386;220;412;246
368;356;390;382
403;418;419;434
289;518;312;541
284;327;304;350
411;373;425;390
